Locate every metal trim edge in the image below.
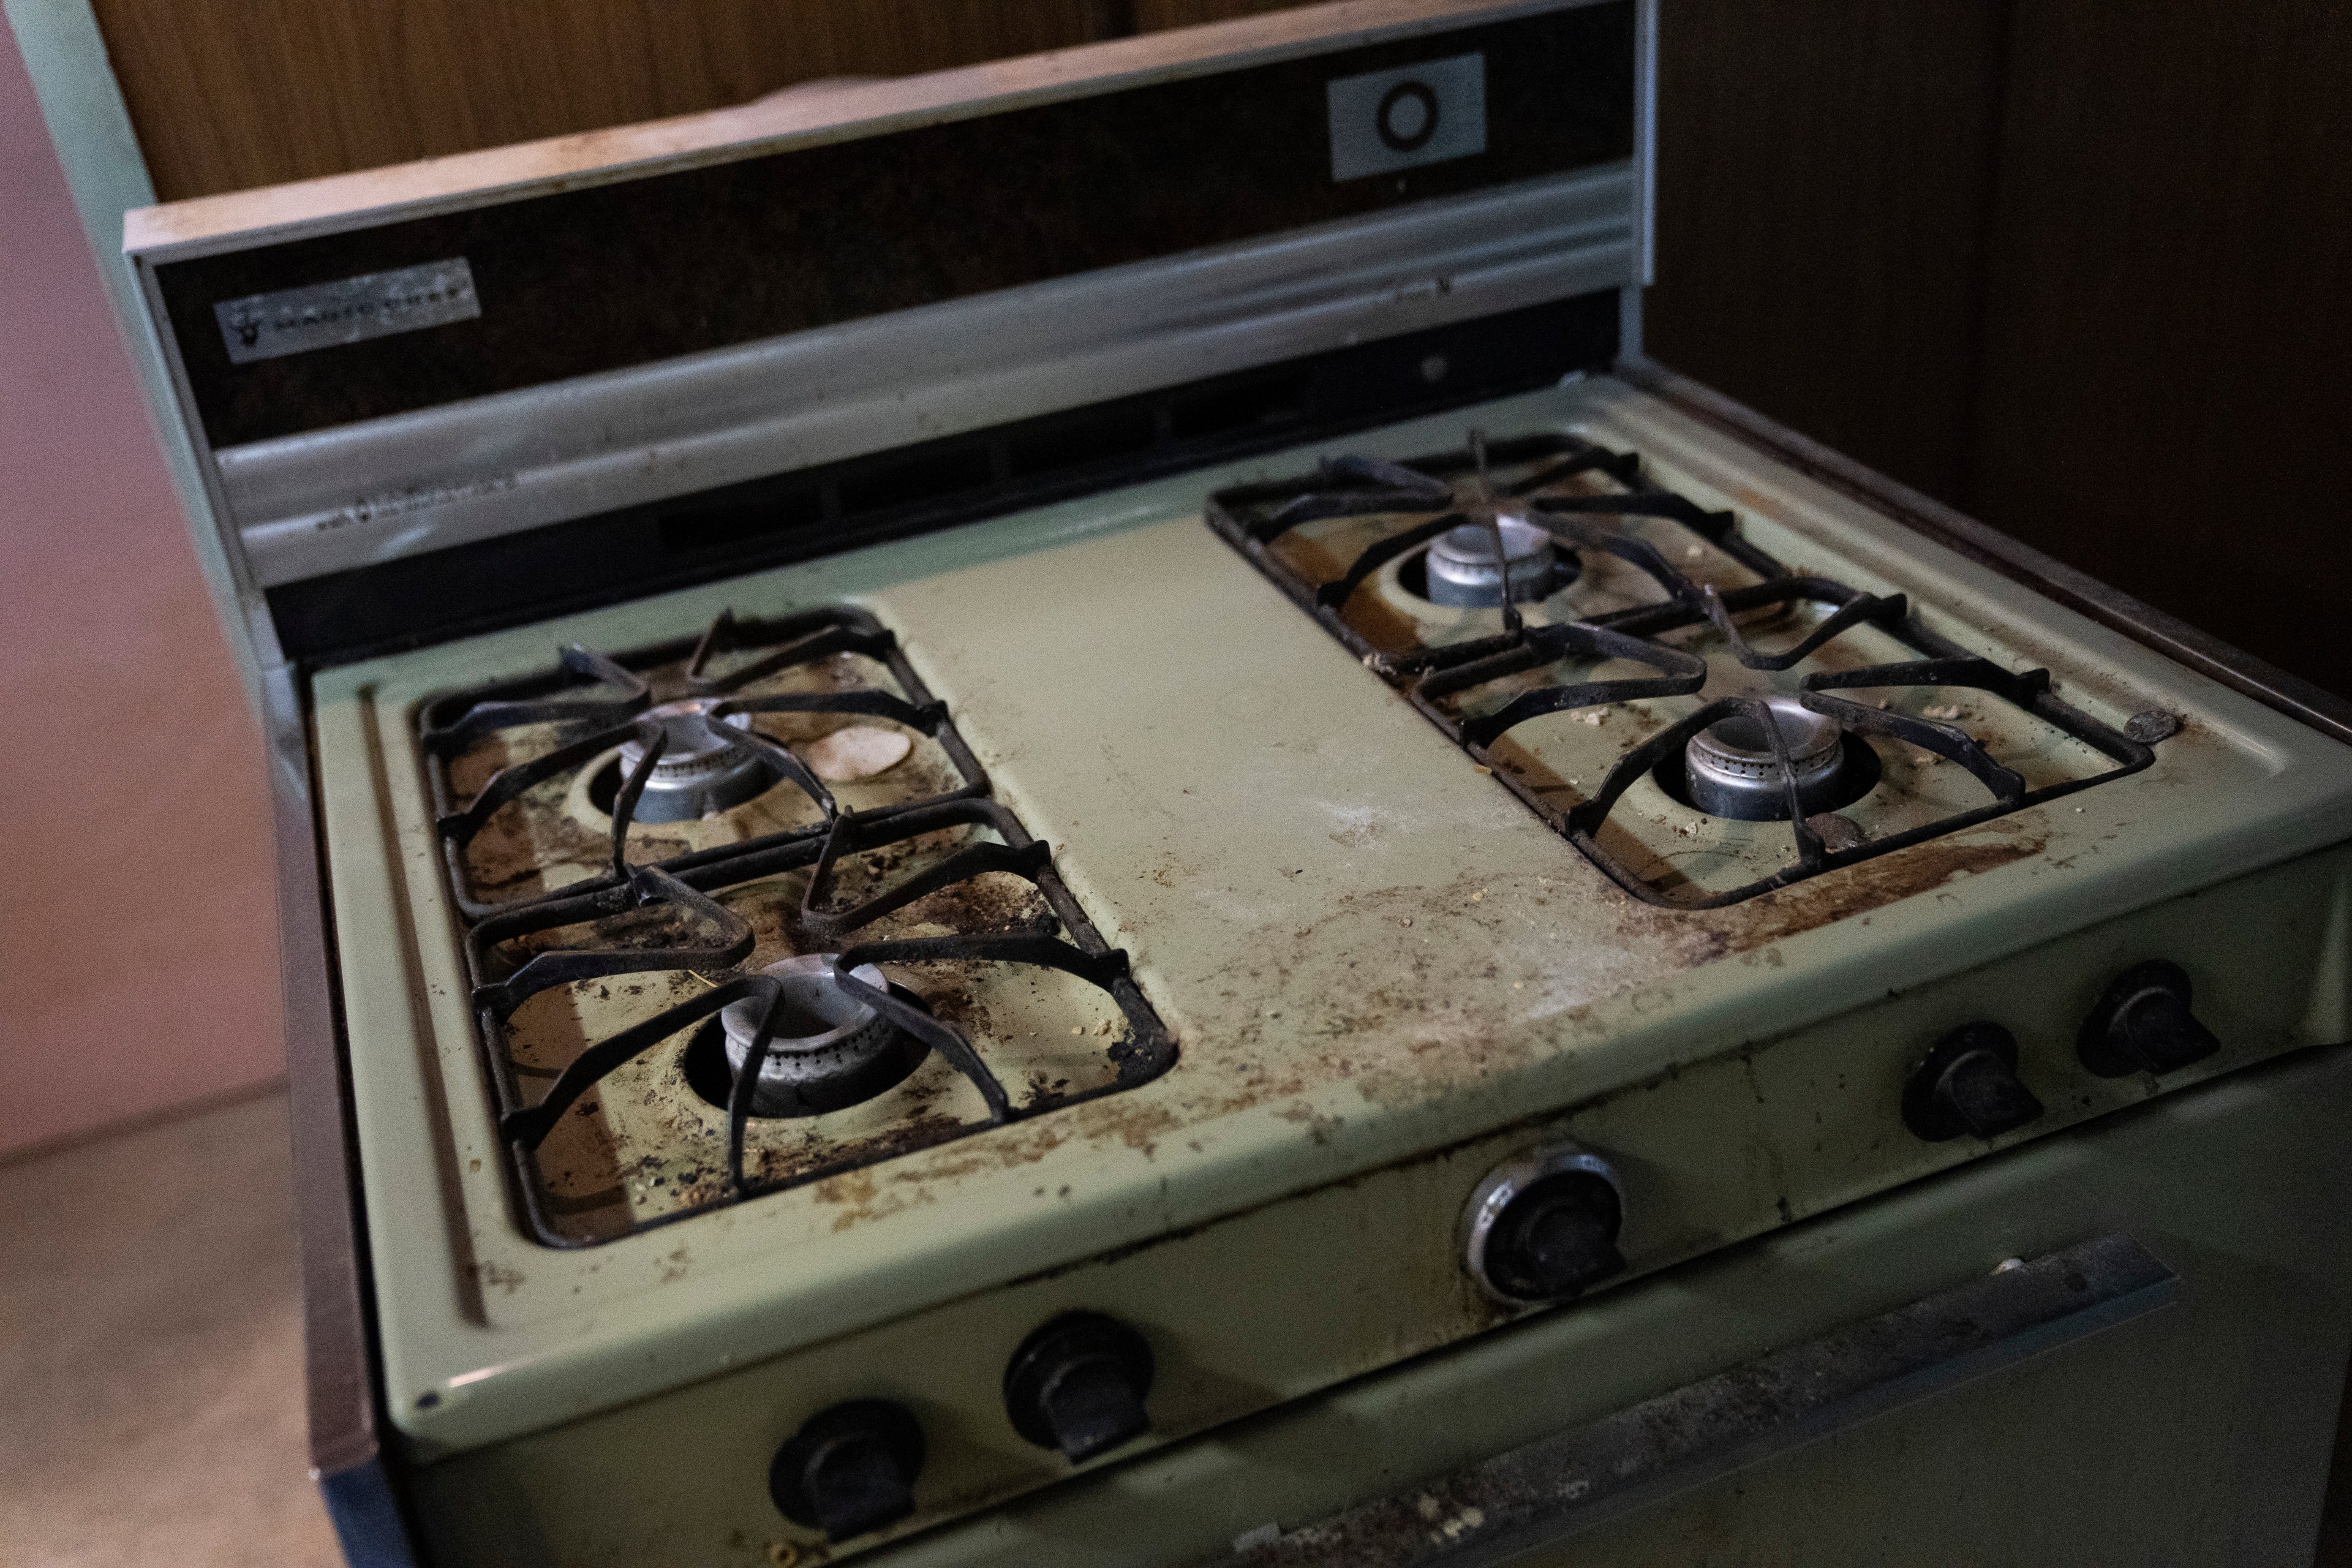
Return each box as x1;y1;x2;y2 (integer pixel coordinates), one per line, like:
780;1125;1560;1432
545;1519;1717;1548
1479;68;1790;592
266;663;420;1564
1614;355;2352;746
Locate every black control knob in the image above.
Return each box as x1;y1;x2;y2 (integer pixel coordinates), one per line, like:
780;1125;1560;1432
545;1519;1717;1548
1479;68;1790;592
768;1399;924;1543
2077;960;2218;1077
1004;1312;1155;1463
1487;1171;1624;1300
1462;1144;1626;1306
1903;1022;2044;1141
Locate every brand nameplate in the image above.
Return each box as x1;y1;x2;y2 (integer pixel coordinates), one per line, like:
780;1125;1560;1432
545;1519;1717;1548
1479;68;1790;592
213;259;480;364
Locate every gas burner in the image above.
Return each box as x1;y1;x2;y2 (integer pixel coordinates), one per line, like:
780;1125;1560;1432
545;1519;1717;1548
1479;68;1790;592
1424;511;1559;607
420;605;990;917
614;699;777;823
1682;697;1847;821
429;630;1178;1242
1208;431;2168;908
714;954;925;1117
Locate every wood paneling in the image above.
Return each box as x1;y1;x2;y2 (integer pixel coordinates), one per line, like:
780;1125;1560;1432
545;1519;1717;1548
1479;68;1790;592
91;0;1331;203
1643;0;2011;504
1645;0;2352;701
92;0;1109;200
1968;1;2352;701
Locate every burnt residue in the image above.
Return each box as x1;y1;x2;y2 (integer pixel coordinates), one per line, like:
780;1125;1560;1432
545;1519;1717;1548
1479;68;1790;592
1613;812;2050;969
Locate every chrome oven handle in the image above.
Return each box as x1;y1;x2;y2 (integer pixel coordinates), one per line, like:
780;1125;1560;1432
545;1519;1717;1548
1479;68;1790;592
1231;1233;2176;1566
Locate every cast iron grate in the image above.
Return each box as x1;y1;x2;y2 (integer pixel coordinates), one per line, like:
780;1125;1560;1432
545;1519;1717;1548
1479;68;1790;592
1205;429;2163;908
418;605;1177;1246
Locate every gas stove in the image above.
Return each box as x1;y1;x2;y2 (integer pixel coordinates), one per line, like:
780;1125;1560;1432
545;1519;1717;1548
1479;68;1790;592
97;0;2352;1562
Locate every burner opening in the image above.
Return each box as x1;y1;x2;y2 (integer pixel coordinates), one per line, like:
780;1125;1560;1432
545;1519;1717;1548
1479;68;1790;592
683;955;930;1118
593;699;777;823
1663;698;1881;821
1408;512;1577;607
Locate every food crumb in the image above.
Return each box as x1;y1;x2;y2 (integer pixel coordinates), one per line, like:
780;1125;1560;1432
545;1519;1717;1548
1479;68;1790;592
1923;703;1964;720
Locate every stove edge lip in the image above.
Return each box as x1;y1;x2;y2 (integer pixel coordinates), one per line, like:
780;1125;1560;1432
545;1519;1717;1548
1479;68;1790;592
1614;355;2352;752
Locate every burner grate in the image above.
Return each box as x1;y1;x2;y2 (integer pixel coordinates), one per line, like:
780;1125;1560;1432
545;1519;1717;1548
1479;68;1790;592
419;607;1176;1245
420;606;990;917
1207;431;2162;908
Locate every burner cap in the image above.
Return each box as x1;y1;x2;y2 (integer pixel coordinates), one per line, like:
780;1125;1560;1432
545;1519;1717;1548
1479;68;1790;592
717;955;927;1117
1683;698;1849;821
1425;510;1557;607
614;699;775;823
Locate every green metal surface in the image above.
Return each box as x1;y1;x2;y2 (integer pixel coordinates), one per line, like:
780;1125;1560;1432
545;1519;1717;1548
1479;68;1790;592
854;1041;2352;1568
308;379;2352;1526
403;846;2352;1564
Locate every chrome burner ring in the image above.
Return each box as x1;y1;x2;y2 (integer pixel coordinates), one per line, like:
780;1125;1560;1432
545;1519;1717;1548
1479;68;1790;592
1683;697;1850;821
614;699;774;823
717;955;926;1117
1424;510;1558;607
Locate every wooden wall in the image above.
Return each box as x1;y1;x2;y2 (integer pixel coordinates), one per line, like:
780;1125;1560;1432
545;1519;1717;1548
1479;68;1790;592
1647;0;2352;701
90;0;1305;203
89;0;2351;698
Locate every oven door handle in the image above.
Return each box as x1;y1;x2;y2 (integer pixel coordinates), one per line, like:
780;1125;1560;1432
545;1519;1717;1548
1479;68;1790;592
1227;1232;2177;1567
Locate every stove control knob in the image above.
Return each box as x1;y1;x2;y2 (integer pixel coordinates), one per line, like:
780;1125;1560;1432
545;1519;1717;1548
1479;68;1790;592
2078;960;2219;1077
1903;1022;2044;1140
1461;1142;1626;1306
1004;1312;1155;1463
768;1398;925;1543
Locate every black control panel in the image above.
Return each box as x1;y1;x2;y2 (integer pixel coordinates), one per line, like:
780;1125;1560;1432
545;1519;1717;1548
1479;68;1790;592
154;4;1635;452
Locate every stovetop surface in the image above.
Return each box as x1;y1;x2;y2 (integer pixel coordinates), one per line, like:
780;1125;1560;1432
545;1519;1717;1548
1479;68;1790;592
309;376;2352;1453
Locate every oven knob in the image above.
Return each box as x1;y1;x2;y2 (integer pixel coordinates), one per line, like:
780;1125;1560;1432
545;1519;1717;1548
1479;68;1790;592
768;1398;924;1543
1003;1312;1155;1463
2077;960;2219;1077
1461;1142;1625;1305
1902;1022;2043;1140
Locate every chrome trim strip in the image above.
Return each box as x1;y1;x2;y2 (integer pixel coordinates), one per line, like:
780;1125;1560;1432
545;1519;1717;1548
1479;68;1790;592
1237;1234;2176;1566
221;165;1635;587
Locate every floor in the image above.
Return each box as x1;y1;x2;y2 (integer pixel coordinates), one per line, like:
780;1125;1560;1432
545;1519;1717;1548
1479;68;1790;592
0;1090;342;1566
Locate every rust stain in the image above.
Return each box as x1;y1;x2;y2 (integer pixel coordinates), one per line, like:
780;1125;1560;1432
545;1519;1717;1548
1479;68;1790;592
1655;812;2049;960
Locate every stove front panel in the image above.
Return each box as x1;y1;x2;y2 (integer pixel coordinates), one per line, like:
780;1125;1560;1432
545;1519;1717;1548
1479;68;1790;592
401;1024;2352;1566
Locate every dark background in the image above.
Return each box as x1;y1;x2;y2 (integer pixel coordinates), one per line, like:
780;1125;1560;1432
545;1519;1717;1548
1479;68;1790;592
1644;0;2352;701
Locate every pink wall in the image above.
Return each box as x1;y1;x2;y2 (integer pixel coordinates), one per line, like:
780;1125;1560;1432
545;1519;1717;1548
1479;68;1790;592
1;18;283;1157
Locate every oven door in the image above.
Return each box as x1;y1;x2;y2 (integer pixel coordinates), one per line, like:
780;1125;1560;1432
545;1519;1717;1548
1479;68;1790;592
882;1041;2352;1567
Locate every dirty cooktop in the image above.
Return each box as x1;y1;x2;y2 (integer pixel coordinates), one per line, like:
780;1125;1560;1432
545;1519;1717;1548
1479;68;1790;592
326;380;2299;1443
